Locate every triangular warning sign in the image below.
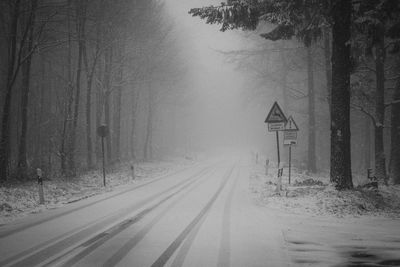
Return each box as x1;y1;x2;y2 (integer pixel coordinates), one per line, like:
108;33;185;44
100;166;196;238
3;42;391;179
285;116;299;131
265;102;287;123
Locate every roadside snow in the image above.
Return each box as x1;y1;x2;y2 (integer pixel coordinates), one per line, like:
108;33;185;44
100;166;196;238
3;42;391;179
249;163;400;218
0;158;194;225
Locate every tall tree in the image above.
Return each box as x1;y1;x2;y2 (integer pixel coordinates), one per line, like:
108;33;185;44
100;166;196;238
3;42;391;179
17;0;39;179
330;0;353;189
390;69;400;183
189;0;353;188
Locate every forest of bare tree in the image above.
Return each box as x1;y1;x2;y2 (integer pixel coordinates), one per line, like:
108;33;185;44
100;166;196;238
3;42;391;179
0;0;192;181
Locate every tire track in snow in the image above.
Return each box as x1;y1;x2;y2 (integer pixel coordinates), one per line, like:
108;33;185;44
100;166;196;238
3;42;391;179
150;164;236;267
101;167;219;267
2;164;218;267
217;166;240;267
56;166;218;267
0;163;200;239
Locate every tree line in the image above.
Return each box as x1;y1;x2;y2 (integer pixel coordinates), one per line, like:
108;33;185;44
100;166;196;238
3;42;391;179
0;0;189;181
189;0;400;189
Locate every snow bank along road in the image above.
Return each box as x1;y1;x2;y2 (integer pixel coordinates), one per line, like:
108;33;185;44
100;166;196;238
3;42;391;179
0;158;288;267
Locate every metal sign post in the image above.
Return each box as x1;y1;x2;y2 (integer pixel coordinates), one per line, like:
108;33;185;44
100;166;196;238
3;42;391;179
283;116;299;185
265;102;287;192
265;102;287;167
288;145;292;184
97;125;109;187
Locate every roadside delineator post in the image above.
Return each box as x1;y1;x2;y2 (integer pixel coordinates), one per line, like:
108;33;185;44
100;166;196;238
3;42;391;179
131;164;135;180
37;168;44;205
276;165;283;193
265;159;269;175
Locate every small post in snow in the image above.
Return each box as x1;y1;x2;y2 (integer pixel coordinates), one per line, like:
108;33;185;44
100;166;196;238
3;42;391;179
276;165;283;193
131;164;135;181
97;124;109;187
37;168;44;205
265;159;269;175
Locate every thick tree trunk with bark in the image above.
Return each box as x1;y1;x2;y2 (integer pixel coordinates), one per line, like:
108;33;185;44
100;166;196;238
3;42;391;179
307;45;316;173
330;0;353;189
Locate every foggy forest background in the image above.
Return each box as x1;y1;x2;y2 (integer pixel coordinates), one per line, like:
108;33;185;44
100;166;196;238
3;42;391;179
0;0;399;190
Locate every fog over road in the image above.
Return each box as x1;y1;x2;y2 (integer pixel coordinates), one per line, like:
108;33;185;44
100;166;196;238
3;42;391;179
0;156;288;267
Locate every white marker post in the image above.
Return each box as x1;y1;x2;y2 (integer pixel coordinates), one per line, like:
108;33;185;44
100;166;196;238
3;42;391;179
131;164;135;181
37;168;44;204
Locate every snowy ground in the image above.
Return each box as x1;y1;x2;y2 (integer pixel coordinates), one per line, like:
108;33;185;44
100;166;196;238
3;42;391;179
249;162;400;218
249;161;400;266
0;158;195;225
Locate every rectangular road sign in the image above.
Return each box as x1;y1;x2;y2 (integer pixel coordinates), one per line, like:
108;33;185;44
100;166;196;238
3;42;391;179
268;122;285;131
284;130;297;140
284;140;297;145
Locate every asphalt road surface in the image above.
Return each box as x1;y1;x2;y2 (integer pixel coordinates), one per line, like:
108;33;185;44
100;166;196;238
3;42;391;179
0;157;289;267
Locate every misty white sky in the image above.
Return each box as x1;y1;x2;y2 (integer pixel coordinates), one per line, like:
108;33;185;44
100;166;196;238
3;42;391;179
163;0;264;150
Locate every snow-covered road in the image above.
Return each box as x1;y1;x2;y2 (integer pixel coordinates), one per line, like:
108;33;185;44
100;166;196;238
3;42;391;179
0;156;399;267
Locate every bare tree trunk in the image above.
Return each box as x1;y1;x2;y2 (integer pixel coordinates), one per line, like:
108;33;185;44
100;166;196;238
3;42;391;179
144;81;153;161
364;117;371;169
103;47;113;163
330;0;353;189
0;0;21;181
130;87;139;159
68;0;86;174
390;57;400;184
82;38;94;169
307;45;316;173
374;24;387;184
17;0;38;180
279;41;289;111
60;0;73;175
81;0;97;170
113;48;124;163
324;28;332;116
